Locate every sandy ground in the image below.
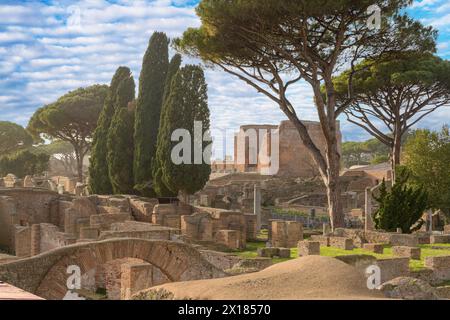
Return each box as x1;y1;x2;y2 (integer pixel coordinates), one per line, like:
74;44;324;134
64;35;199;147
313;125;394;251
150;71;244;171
143;256;386;300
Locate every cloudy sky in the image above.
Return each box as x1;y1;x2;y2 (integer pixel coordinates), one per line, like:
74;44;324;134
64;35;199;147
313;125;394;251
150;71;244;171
0;0;449;158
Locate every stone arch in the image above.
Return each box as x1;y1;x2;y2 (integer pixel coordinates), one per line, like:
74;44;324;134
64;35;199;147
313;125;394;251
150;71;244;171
0;239;226;300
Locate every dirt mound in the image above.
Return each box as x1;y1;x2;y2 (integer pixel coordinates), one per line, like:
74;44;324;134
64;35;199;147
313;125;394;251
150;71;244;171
134;256;385;300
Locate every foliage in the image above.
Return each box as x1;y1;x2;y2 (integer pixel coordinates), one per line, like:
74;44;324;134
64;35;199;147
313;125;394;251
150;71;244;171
35;140;77;176
403;126;450;214
107;74;136;194
334;52;450;173
175;0;436;230
342;138;390;168
153;54;182;197
0;121;33;156
158;65;211;196
373;168;428;234
90;67;133;194
134;32;169;196
27;85;108;181
0;150;49;178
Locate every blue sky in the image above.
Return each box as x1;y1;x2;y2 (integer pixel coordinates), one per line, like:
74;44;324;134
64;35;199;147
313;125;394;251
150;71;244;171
0;0;449;158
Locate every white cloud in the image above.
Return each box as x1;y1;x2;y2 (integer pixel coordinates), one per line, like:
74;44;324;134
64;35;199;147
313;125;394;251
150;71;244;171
0;0;449;158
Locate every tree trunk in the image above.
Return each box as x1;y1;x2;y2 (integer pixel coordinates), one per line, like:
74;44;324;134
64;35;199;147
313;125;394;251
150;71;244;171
391;131;402;182
285;113;344;231
74;147;83;182
325;130;345;231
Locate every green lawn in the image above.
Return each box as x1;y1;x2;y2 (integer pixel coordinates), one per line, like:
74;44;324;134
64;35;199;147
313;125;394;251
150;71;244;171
235;242;450;271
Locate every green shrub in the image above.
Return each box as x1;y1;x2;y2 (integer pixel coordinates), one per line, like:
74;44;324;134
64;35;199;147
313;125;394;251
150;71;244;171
373;168;428;234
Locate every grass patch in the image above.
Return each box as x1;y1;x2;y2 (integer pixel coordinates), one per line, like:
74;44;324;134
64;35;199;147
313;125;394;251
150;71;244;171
235;242;450;271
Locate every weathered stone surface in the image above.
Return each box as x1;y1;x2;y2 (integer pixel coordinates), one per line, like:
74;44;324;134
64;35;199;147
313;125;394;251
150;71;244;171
297;241;320;257
121;262;153;300
431;235;450;244
376;257;410;283
271;220;303;248
333;228;366;248
0;239;226;300
436;286;450;299
329;237;353;250
310;235;330;247
379;277;439;300
232;258;273;271
257;247;279;258
215;230;242;250
444;225;450;235
392;246;421;260
363;243;384;254
80;227;100;240
425;255;450;269
335;254;376;273
278;248;291;258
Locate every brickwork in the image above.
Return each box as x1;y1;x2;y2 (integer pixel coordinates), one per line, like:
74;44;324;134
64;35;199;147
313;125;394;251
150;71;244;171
297;241;320;256
392;246;421;260
121;262;154;300
0;239;226;300
271;220;303;248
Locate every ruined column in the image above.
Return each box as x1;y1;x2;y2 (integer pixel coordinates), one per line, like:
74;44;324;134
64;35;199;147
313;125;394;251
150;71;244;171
121;263;153;300
31;224;41;256
254;184;262;231
364;187;374;232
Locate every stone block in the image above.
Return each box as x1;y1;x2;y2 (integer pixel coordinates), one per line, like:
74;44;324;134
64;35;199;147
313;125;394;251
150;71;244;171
444;225;450;235
431;235;450;244
376;257;411;283
310;235;330;247
278;248;291;258
425;255;450;269
329;237;353;250
215;230;242;250
389;234;419;247
271;220;303;248
121;263;153;300
363;243;384;254
297;241;320;257
257;247;279;258
80;227;100;240
393;246;421;260
417;235;431;245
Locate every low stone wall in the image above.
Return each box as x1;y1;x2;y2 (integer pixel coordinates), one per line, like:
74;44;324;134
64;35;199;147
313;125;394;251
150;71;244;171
431;235;450;244
39;223;76;253
376;257;410;283
14;226;31;258
129;198;157;223
99;229;175;241
90;213;132;231
425;255;450;281
336;255;410;283
444;225;450;234
200;250;242;270
334;229;419;247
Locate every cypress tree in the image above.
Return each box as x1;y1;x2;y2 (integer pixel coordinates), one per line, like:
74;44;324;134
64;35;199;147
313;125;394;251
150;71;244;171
153;54;182;197
107;75;136;194
134;32;169;196
89;67;132;194
159;65;211;197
